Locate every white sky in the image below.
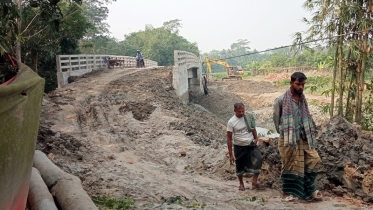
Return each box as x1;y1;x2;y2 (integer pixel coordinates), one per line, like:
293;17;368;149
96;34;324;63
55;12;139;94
105;0;311;53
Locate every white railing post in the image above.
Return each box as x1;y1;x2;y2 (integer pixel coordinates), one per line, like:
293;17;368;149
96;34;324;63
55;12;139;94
56;55;61;73
78;55;81;70
94;55;96;70
68;56;72;73
56;55;62;88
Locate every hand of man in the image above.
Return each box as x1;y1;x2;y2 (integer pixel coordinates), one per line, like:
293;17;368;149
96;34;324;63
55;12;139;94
229;155;235;165
253;138;258;145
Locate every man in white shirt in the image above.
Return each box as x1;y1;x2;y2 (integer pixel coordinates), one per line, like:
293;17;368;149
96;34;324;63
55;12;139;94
227;102;265;191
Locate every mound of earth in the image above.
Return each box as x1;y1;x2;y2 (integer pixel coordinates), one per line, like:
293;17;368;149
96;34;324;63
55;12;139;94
190;79;329;134
316;117;373;202
190;79;280;123
216;116;373;202
38;67;250;209
37;67;372;209
118;101;156;121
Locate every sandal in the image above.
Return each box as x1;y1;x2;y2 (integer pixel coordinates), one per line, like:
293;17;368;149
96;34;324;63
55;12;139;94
252;182;265;190
281;194;297;202
312;190;323;201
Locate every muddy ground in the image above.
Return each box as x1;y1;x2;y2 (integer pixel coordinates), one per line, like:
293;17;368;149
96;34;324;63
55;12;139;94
38;67;373;209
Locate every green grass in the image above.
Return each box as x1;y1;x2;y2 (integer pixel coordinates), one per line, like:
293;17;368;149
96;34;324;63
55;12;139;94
162;195;207;209
209;72;251;80
275;76;333;95
92;196;135;210
240;196;267;205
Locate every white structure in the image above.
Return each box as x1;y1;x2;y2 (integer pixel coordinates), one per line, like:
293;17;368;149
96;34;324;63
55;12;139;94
173;50;202;104
56;54;158;88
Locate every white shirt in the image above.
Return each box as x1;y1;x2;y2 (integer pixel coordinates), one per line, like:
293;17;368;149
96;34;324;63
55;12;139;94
227;115;254;146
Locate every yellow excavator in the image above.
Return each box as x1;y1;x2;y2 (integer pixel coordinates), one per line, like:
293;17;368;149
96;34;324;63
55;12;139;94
205;57;244;80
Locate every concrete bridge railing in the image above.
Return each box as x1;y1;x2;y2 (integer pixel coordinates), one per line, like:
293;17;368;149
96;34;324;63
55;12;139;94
56;54;158;88
173;50;202;104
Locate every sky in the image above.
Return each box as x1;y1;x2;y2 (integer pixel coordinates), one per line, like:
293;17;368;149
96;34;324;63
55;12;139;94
105;0;311;54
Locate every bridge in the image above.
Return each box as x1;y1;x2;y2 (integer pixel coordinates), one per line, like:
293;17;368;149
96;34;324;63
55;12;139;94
56;54;158;87
56;51;203;103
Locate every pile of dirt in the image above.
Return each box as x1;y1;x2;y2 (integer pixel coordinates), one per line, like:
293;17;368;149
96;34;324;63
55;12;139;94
264;73;292;81
316;117;373;202
36;66;373;209
39;67;228;151
119;101;156;121
190;79;281;123
37;67;243;209
67;68;107;84
219;117;373;202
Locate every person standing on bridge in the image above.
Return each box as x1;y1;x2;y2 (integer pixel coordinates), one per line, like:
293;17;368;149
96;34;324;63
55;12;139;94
227;102;265;191
273;72;322;202
136;50;145;68
136;50;143;60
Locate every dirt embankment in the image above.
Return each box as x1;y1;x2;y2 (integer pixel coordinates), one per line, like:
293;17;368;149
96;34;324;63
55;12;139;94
37;67;373;209
38;67;247;209
191;77;373;204
190;78;330;132
316;117;373;202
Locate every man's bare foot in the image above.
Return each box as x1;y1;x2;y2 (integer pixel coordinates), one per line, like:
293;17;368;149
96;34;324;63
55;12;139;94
238;184;245;191
282;194;297;202
311;190;323;201
252;182;265;190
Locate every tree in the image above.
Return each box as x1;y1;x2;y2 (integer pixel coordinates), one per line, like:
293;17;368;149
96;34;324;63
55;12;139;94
301;0;345;118
1;0;116;90
22;1;92;68
247;61;260;76
79;0;111;53
163;19;182;34
1;0;111;57
120;21;199;66
301;0;373;124
0;0;20;55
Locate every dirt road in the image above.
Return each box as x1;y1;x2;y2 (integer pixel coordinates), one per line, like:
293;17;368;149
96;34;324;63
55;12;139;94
37;67;371;209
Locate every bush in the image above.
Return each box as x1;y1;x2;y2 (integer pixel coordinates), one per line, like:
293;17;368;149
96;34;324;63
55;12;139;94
92;196;135;210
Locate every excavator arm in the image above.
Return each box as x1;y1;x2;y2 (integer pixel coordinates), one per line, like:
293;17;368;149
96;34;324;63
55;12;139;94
205;57;230;73
204;57;244;80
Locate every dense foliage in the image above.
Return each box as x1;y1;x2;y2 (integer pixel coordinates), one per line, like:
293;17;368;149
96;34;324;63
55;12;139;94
0;0;96;91
201;43;334;74
0;1;198;91
80;19;199;66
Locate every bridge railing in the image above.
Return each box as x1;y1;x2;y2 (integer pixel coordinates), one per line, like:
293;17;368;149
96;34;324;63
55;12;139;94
173;50;202;103
56;54;158;88
175;51;200;67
